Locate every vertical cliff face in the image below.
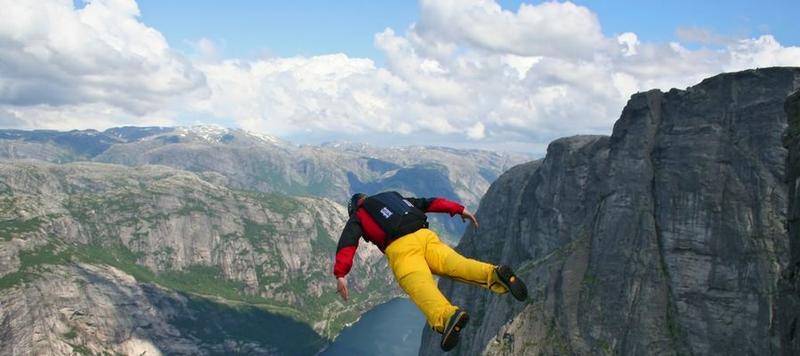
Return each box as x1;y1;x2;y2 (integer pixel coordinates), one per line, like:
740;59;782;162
420;67;800;355
779;90;800;355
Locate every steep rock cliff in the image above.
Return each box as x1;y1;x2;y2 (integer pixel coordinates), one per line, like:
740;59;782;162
778;89;800;355
1;263;328;355
420;67;800;355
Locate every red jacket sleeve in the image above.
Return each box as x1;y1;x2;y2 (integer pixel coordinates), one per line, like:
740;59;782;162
333;217;362;278
426;198;465;216
406;197;465;216
334;246;357;278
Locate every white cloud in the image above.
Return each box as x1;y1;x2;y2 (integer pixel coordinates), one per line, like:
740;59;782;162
414;0;608;59
191;1;800;151
2;0;800;153
618;32;640;56
0;103;176;131
0;0;205;125
191;54;402;136
727;35;800;70
501;55;542;80
467;121;486;139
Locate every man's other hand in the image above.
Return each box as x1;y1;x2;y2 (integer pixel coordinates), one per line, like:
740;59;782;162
461;209;479;228
337;277;349;302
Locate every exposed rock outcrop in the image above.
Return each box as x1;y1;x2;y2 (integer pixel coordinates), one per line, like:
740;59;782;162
420;67;800;355
1;262;329;355
778;89;800;355
0;161;394;354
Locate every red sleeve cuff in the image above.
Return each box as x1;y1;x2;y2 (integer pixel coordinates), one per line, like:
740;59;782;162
333;245;357;278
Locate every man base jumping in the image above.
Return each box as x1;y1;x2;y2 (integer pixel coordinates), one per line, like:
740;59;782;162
333;191;528;351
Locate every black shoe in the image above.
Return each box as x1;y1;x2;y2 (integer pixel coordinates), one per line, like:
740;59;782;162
441;310;469;352
494;265;528;301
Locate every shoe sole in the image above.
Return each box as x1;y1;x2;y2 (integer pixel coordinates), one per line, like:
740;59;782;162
441;311;469;352
497;265;528;301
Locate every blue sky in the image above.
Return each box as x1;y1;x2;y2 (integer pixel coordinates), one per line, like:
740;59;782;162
5;0;800;153
135;0;799;61
136;1;416;61
553;1;797;43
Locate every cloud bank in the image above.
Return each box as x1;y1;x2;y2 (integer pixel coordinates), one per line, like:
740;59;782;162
1;0;799;152
0;0;204;128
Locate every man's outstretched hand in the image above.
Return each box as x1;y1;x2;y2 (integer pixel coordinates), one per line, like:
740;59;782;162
461;209;479;228
337;277;349;302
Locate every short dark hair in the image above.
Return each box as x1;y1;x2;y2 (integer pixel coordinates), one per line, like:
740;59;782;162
348;193;367;216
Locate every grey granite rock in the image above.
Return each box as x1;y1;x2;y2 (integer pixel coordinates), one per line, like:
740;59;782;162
420;67;800;355
778;89;800;355
0;262;332;355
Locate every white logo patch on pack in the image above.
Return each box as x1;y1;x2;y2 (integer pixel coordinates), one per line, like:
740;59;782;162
380;207;393;219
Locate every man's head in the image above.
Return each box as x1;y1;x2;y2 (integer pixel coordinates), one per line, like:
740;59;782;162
348;193;367;216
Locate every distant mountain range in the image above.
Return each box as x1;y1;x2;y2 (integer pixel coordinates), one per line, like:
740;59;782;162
0;125;530;242
0;126;530;355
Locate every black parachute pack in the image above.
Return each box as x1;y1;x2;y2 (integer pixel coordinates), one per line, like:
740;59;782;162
362;191;428;240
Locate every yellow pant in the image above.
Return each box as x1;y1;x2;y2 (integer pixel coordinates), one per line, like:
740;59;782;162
384;228;508;332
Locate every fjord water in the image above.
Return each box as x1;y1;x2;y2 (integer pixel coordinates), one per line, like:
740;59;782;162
322;298;425;356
